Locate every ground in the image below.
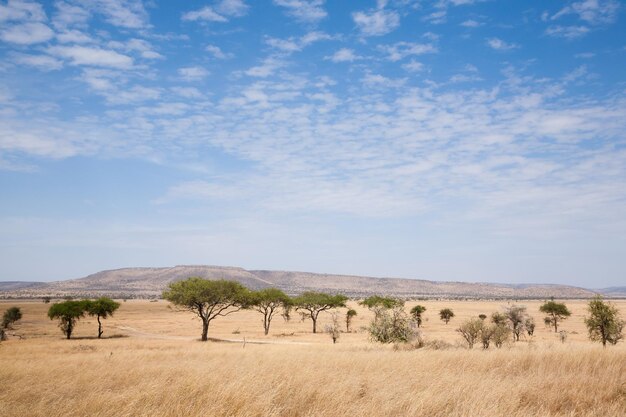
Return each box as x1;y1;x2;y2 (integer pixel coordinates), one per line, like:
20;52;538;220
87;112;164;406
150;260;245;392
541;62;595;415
1;299;625;416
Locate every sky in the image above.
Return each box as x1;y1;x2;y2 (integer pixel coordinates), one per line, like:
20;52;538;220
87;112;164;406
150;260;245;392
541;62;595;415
0;0;625;288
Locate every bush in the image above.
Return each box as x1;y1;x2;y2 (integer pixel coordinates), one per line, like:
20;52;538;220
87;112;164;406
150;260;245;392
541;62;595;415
368;307;418;344
584;296;624;347
457;317;483;349
2;307;22;329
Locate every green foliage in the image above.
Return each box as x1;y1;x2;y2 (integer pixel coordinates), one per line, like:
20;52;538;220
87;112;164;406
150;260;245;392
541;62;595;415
85;297;121;338
584;296;624;347
293;292;348;333
360;296;404;312
491;312;507;325
539;301;571;332
439;308;454;324
2;306;22;329
48;301;88;339
490;323;511;348
162;278;251;341
346;309;357;332
457;317;483;349
249;288;291;335
410;305;426;327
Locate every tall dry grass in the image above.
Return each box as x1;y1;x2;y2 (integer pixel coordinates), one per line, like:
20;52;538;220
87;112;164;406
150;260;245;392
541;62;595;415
1;299;625;416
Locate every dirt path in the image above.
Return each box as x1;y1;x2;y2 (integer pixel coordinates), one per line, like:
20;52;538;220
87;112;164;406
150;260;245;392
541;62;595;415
115;326;312;345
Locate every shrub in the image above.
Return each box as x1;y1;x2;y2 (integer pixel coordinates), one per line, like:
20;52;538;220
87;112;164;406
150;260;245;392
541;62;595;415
457;317;483;349
368;307;418;344
439;308;454;324
2;307;22;329
584;296;624;347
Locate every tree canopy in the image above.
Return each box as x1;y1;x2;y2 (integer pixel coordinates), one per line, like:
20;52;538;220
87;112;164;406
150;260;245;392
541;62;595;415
584;296;624;347
2;306;22;329
410;305;426;327
539;301;571;333
47;300;88;339
249;288;291;335
85;297;121;338
293;292;348;333
439;308;454;324
162;278;251;341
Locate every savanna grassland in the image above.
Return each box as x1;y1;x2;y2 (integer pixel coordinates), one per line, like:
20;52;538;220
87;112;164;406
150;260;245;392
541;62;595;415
1;299;625;417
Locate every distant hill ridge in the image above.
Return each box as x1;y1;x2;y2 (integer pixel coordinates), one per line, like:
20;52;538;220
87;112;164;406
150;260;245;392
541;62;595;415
0;265;603;299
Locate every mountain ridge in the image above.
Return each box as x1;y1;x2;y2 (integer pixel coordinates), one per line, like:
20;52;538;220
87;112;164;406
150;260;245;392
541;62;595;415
0;265;604;300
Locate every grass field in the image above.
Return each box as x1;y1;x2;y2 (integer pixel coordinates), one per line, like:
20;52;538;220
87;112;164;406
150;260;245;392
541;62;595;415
1;299;625;416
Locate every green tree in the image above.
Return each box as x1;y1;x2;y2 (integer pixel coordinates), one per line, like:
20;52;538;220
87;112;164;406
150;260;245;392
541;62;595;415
439;308;454;324
2;307;22;329
293;292;348;333
368;306;418;344
48;301;88;339
85;297;121;338
584;296;624;347
346;309;357;332
410;305;427;327
360;296;404;319
539;301;571;333
249;288;291;335
162;278;251;341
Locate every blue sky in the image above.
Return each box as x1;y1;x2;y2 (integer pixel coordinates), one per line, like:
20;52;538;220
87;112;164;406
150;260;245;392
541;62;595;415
1;0;625;287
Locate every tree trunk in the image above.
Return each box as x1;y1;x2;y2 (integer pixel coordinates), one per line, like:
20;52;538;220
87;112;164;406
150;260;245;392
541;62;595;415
97;315;103;338
312;314;317;333
264;312;270;336
553;319;558;333
201;319;209;342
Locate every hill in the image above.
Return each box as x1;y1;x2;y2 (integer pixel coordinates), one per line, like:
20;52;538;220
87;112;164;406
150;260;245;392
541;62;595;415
0;265;600;299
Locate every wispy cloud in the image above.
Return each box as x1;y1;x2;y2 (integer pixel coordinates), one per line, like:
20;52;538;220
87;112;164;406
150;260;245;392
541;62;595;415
273;0;327;23
48;45;134;69
178;66;210;81
0;22;54;44
486;37;519;51
379;42;438;61
325;48;361;63
545;25;591;39
353;8;400;36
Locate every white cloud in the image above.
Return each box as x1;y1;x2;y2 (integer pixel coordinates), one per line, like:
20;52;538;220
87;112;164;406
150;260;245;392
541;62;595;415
379;42;438;61
244;57;284;77
545;25;591;39
552;0;620;25
56;29;93;44
325;48;360;63
402;60;424;72
48;45;134;69
273;0;327;23
12;53;63;71
0;0;47;22
97;0;149;29
178;66;210;81
362;73;406;88
182;6;227;22
486;37;519;51
265;31;333;53
353;9;400;36
170;87;204;99
206;45;233;59
0;22;54;44
423;10;447;24
461;19;482;27
53;1;91;29
215;0;249;17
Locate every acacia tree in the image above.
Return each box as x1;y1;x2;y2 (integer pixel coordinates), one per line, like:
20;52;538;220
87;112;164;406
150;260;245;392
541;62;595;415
457;317;483;349
505;305;527;341
48;301;88;339
584;296;624;347
85;297;120;338
162;278;251;341
250;288;291;335
293;292;348;333
2;307;22;329
439;308;454;324
539;301;571;333
346;309;357;332
360;296;404;319
410;305;426;327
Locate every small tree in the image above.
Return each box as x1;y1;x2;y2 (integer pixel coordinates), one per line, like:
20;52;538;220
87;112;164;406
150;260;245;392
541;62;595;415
539;301;571;333
584;296;624;347
457;317;483;349
282;304;292;323
368;306;418;344
478;314;487;321
85;297;120;338
491;323;511;348
162;278;251;341
325;311;341;344
491;312;507;326
439;308;454;324
410;305;426;327
293;292;348;333
250;288;291;335
505;305;527;341
2;307;22;329
346;309;357;332
525;317;535;336
42;296;51;304
480;324;495;349
48;301;88;339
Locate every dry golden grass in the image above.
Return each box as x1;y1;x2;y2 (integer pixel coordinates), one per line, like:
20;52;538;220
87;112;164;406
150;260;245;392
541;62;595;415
1;299;625;417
